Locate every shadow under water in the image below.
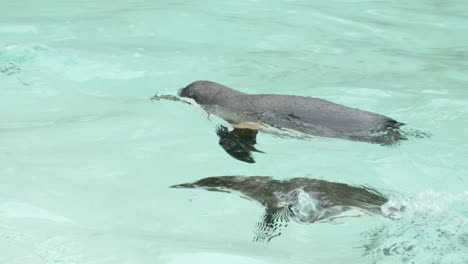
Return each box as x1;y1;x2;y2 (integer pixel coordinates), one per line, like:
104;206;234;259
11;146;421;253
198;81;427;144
215;125;266;163
171;175;388;242
171;177;468;263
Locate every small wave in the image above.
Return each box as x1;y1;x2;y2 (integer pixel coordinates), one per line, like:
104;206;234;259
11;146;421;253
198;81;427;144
35;236;81;264
0;62;21;76
0;43;145;83
0;25;38;34
400;127;432;140
0;202;73;223
362;191;468;264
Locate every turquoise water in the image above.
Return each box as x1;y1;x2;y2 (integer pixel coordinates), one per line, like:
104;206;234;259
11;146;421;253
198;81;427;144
1;0;467;263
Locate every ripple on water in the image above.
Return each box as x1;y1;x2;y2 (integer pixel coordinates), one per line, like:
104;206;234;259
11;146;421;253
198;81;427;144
0;43;145;84
35;236;81;264
363;191;468;263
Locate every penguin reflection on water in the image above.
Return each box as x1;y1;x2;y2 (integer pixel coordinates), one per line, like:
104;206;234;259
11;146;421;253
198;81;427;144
153;81;425;163
172;176;389;242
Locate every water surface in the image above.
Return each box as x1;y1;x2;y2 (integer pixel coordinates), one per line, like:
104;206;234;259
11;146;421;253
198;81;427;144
1;0;467;263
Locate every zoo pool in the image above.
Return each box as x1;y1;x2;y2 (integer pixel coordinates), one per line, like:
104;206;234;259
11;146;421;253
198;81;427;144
1;0;467;263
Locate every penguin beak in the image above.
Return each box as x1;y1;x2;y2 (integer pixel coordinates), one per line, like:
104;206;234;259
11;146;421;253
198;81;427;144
170;183;195;189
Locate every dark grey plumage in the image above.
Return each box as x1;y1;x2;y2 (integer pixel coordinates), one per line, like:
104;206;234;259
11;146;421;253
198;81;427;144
179;81;404;145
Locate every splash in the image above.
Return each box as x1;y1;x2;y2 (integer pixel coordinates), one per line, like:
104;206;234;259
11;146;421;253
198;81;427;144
286;189;319;223
363;191;468;264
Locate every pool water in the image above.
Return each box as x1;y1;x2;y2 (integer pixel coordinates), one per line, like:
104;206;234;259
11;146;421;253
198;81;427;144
1;0;467;263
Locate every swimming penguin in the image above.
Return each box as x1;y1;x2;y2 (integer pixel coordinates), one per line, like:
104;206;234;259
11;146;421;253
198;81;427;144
153;80;417;162
178;81;404;143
